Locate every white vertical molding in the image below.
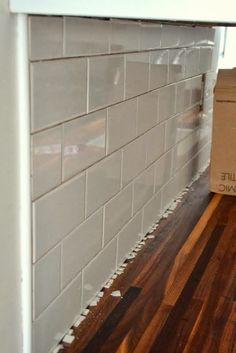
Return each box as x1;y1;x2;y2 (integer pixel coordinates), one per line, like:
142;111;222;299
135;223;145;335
16;14;32;353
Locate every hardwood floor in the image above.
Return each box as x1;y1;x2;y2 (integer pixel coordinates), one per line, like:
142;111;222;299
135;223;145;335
61;172;236;353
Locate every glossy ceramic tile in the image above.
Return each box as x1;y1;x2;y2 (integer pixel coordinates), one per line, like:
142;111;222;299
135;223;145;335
33;274;82;353
29;16;63;60
179;26;195;47
200;47;213;73
82;238;117;306
142;192;161;234
122;136;146;186
107;99;137;154
33;246;61;319
133;164;155;214
125;52;149;98
161;25;180;48
176;81;191;114
161;177;178;210
190;76;202;105
104;185;133;245
204;71;216;99
63;110;106;180
31;59;87;132
173;132;199;172
89;55;124;111
110;20;140;53
31;126;62;200
117;213;142;265
195;27;215;46
155;150;173;191
149;50;168;90
140;23;162;50
62;209;103;287
64;17;110;56
185;48;200;78
165;116;178;151
136;91;158;135
168;49;185;83
86;151;121;216
158;84;176;122
33;173;85;261
145;123;165;166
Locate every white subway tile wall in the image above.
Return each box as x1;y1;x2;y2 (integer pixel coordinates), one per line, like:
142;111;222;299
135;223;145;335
29;16;216;353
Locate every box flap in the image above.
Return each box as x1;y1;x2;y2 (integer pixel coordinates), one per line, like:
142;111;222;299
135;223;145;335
215;69;236;91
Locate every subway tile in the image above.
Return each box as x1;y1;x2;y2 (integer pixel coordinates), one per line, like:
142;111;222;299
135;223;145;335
64;17;110;56
195;27;215;46
149;50;168;90
122;136;146;186
155;150;173;191
204;71;216;99
176;81;191;114
33;246;61;319
133;164;155;214
117;213;142;265
86;151;121;216
29;16;63;60
145;123;165;166
190;76;202;105
143;192;161;234
185;48;200;78
110;20;140;53
165;115;178;151
168;49;185;84
179;26;195;47
173;132;199;172
140;23;162;49
31;59;87;132
136;91;158;136
107;99;137;154
104;185;133;245
33;274;82;353
161;25;180;48
63;110;106;181
31;126;62;200
62;208;103;287
125;52;149;98
199;47;213;73
82;238;117;307
33;173;85;261
161;177;178;210
158;84;176;122
89;55;125;111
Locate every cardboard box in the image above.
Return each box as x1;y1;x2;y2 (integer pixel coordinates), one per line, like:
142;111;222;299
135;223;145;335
210;69;236;195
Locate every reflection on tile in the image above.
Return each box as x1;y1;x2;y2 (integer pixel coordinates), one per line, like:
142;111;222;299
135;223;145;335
107;99;137;154
62;209;103;287
117;213;142;265
161;25;180;48
185;48;200;78
158;84;176;122
63;110;106;180
82;238;117;306
176;81;191;114
33;274;82;353
110;20;140;53
140;23;162;49
122;136;146;186
104;185;132;245
200;47;213;73
190;76;202;105
64;17;110;56
33;173;85;261
31;59;87;131
179;26;195;47
125;52;149;98
149;50;168;90
34;246;61;318
168;49;185;83
133;165;155;214
29;16;63;60
195;27;215;46
31;126;62;200
86;151;121;216
137;91;158;135
89;55;125;111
